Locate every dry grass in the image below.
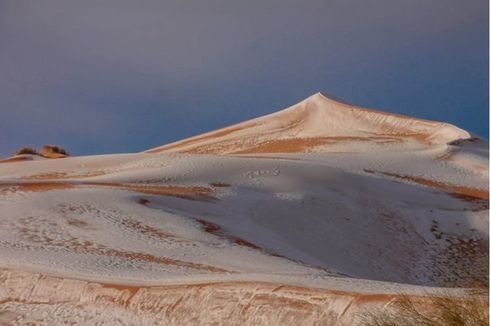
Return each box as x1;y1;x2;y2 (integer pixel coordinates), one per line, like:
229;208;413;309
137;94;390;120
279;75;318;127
356;289;489;326
13;147;38;156
40;144;68;157
9;145;69;159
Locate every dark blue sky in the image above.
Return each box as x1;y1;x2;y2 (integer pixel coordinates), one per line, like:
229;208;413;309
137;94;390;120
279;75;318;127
0;0;488;156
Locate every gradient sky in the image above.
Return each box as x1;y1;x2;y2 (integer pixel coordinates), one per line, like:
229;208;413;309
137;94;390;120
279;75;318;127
0;0;488;156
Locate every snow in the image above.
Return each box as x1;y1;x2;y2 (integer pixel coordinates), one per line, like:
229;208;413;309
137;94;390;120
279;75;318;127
0;93;487;323
146;93;471;154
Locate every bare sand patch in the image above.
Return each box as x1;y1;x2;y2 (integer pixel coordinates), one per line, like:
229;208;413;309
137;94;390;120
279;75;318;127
23;170;106;180
16;227;230;273
102;247;230;273
12;182;74;192
363;169;489;202
176;136;402;154
138;198;150;205
196;219;261;250
124;219;174;240
365;169;489;207
145;93;464;155
209;182;231;187
89;183;216;201
381;172;489;201
194;218;335;274
1;181;215;201
147;125;249;153
67;218;90;228
0;156;33;164
40;152;67;159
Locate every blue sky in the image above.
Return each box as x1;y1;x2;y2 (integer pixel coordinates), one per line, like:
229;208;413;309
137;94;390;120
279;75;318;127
0;0;488;156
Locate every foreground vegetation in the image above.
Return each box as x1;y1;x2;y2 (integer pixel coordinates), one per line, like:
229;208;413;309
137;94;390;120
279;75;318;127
13;144;68;157
357;289;489;326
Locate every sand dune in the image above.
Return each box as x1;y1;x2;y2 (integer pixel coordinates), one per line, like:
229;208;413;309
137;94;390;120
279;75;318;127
147;93;471;154
0;94;487;324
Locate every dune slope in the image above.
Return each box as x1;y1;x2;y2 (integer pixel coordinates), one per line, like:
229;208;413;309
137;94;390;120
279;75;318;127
0;94;487;324
146;93;471;154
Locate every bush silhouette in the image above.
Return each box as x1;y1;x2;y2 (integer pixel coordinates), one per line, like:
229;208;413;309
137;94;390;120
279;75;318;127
14;147;38;156
40;145;69;156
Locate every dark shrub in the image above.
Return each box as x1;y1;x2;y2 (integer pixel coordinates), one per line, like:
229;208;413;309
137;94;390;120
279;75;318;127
14;147;38;156
41;145;69;156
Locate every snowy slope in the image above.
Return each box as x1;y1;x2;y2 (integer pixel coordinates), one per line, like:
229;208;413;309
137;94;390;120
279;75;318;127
0;94;487;324
146;93;472;154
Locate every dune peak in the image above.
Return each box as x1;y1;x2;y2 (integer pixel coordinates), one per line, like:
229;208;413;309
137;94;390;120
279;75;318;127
146;93;472;154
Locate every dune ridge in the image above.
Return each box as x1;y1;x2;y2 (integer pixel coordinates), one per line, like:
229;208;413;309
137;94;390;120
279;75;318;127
146;93;471;154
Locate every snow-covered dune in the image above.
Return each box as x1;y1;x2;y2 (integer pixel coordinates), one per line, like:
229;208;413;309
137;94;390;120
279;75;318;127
146;93;472;154
0;94;487;324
